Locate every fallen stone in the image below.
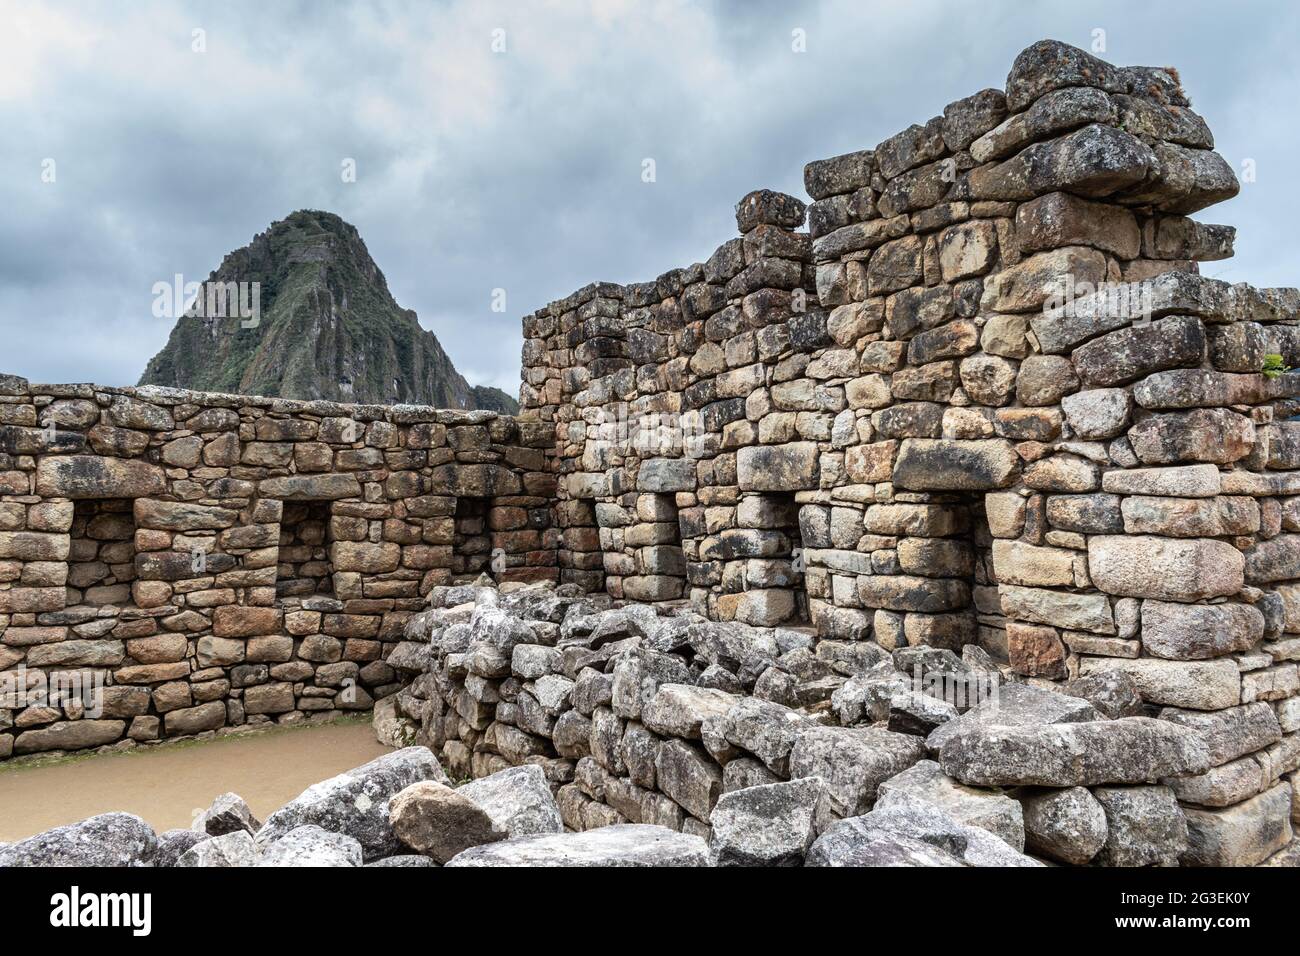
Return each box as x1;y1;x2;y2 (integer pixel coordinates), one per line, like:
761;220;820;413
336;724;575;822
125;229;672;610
722;697;811;775
388;780;507;863
788;725;925;816
877;759;1025;850
1061;671;1145;719
256;746;449;861
446;824;711;867
257;825;363;866
938;717;1210;787
154;828;207;867
926;682;1098;752
0;812;157;867
366;854;438;867
1019;786;1108;865
457;764;564;838
195;792;261;837
806;819;966;867
708;778;823;866
641;683;739;739
177;830;258;867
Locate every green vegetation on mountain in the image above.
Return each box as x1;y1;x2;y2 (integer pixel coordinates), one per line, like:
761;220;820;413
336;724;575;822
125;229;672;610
139;211;517;412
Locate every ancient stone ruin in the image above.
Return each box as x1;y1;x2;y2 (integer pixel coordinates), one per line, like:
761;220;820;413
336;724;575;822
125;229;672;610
1;40;1297;866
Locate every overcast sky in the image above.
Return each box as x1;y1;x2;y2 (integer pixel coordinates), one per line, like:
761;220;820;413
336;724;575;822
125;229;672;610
2;0;1297;397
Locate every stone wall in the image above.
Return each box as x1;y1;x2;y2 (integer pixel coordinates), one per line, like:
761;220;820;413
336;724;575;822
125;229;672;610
0;377;553;758
3;38;1298;859
515;40;1300;856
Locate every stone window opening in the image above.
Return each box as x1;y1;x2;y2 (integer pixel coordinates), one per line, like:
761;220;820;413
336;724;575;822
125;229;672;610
67;499;136;608
276;500;334;598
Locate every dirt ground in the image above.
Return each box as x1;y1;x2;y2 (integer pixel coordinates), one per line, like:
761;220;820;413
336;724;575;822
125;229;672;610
0;719;391;842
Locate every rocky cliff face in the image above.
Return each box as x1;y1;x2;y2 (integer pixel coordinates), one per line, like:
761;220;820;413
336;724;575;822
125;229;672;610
139;211;517;412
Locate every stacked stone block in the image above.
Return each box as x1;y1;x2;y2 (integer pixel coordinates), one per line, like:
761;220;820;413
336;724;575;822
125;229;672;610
0;376;552;758
517;40;1299;862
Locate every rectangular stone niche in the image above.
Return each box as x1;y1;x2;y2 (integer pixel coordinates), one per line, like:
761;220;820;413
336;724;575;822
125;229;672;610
560;498;603;592
276;501;334;597
732;492;806;626
453;497;494;579
623;493;686;602
67;499;136;606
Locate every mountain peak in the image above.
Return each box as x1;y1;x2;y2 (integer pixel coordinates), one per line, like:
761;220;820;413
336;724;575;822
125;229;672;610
139;212;517;412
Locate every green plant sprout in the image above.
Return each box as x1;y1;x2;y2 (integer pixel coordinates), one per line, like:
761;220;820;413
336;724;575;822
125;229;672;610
1262;354;1291;379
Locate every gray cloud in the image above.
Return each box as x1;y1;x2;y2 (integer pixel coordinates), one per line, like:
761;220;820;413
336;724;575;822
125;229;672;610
1;0;1296;395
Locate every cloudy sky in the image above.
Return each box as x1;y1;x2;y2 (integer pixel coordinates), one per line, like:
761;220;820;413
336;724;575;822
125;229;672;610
2;0;1297;397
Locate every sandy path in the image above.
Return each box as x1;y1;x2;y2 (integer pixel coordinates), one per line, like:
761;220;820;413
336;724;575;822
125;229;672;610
0;719;391;842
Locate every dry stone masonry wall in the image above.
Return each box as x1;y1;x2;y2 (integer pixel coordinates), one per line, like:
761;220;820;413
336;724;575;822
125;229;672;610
0;379;554;758
515;40;1299;861
2;39;1299;866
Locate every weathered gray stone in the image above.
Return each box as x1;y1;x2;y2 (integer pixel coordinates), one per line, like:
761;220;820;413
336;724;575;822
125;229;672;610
1061;671;1145;719
1101;463;1221;497
708;778;823;866
877;759;1025;850
1019;786;1108;865
257;825;363;867
806;819;965;867
1141;600;1263;660
892;438;1018;491
1061;388;1132;439
457;764;564;838
34;456;166;499
998;584;1115;634
828;792;1040;866
446;824;710;867
196;792;260;837
1079;657;1241;711
1091;785;1188;867
926;682;1099;752
256;746;449;861
655;739;723;821
1128;408;1254;465
1004;40;1126;111
154;828;207;867
1072;316;1206;388
1088;535;1244;601
788;725;925;817
638;458;697;493
737;443;820;491
642;684;738;740
1157;703;1282;766
938;717;1210;787
722;697;810;775
177;830;258;867
1182;783;1293;866
0;812;157;867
